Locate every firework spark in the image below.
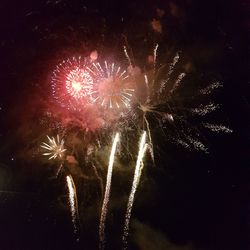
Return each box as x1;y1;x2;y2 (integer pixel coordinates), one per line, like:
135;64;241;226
200;81;223;95
41;135;66;160
99;133;120;249
66;175;79;238
91;61;135;109
122;131;147;249
170;72;186;94
159;52;180;93
191;103;220;116
202;123;233;133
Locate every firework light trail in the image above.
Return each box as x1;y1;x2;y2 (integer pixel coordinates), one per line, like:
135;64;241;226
123;46;132;66
66;175;80;239
122;131;148;249
99;133;120;249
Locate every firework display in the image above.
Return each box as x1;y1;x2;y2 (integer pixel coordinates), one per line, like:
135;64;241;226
40;44;232;249
1;1;246;249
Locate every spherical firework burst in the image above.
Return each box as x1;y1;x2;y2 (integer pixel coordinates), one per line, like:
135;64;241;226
41;135;66;160
65;68;93;99
52;56;95;109
91;61;135;110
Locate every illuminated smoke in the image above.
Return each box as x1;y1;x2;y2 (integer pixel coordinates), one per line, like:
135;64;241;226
122;131;147;249
66;175;79;237
99;133;120;249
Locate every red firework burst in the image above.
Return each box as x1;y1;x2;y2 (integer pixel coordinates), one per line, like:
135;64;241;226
52;56;94;109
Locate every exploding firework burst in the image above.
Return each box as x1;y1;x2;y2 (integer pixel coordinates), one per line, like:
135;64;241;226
41;135;66;160
91;61;135;109
130;49;233;155
40;45;232;248
51;56;95;109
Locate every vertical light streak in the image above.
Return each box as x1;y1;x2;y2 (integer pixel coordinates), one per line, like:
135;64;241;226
66;175;79;237
124;46;132;66
99;133;120;249
144;74;151;103
144;116;154;163
122;131;147;249
153;43;159;64
153;43;159;79
144;74;149;89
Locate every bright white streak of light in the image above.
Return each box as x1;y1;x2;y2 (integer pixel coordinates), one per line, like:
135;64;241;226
159;52;180;94
66;175;79;235
144;74;149;89
144;116;154;163
191;103;220;116
99;133;120;250
170;72;186;94
202;123;233;133
122;131;147;249
153;43;159;73
200;82;223;95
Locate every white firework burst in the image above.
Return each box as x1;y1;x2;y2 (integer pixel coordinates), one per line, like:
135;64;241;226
41;135;66;160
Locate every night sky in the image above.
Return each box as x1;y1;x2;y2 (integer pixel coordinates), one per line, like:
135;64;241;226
0;0;249;250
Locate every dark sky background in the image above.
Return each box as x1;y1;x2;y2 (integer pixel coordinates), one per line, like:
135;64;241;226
0;0;249;250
